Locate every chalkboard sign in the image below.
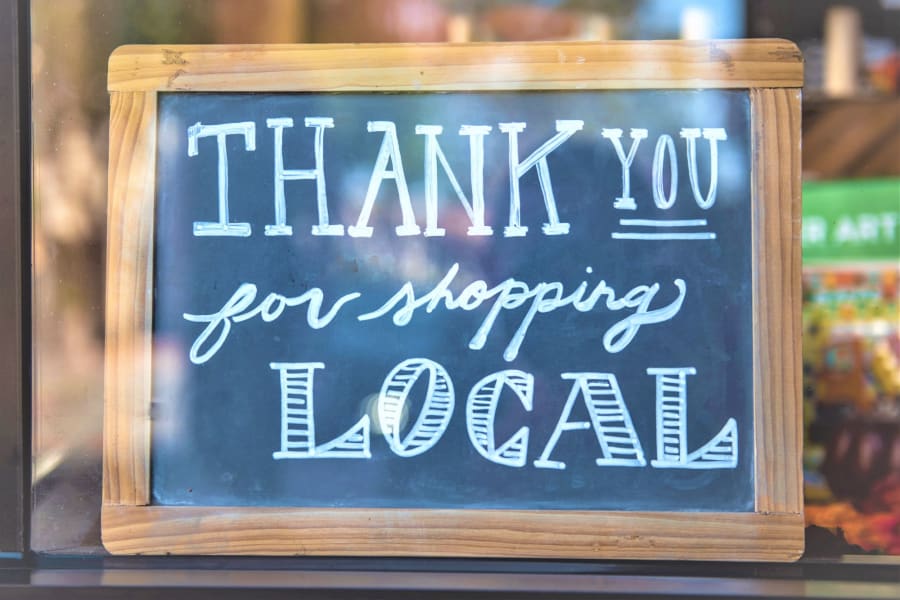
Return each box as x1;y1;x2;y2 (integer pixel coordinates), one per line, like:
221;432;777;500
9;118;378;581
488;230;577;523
104;42;804;560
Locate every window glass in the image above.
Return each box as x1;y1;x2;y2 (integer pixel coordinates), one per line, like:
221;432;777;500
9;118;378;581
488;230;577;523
35;0;899;563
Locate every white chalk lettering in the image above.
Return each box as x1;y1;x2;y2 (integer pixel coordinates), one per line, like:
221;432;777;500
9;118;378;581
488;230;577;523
357;265;686;362
680;127;727;209
612;231;716;241
186;267;686;366
648;367;738;469
256;360;744;469
612;218;716;241
466;370;533;467
601;280;686;353
187;121;256;237
265;117;343;237
183;283;360;365
499;120;583;237
416;124;493;237
534;372;644;469
602;127;649;211
566;372;645;466
652;133;678;209
378;358;455;457
270;362;371;459
348;121;420;237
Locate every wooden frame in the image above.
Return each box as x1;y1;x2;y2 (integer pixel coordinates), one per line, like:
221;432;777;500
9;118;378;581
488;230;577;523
104;41;804;560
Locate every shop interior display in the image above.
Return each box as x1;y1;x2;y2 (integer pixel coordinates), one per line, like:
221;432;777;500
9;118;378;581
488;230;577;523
27;0;900;560
801;179;900;554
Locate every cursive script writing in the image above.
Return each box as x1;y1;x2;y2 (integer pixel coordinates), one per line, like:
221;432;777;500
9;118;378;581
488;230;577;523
183;265;686;365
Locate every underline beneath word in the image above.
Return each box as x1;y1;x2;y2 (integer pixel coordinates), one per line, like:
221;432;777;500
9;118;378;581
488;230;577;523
611;232;717;240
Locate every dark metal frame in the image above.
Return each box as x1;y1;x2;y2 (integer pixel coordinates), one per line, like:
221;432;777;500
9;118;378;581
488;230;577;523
0;0;29;559
0;0;898;597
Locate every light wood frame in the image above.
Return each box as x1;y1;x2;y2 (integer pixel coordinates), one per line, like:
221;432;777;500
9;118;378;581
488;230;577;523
104;41;804;560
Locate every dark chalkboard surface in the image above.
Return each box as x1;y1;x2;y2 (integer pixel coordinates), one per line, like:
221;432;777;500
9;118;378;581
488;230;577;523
104;40;806;560
151;90;753;512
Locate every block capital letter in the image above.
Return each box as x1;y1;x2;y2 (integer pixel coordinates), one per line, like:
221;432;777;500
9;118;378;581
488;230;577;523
378;358;454;457
416;124;494;237
265;116;343;237
187;121;256;236
680;127;727;209
535;373;644;469
348;121;420;238
499;120;582;237
270;362;371;459
602;127;648;211
648;367;737;469
466;370;533;467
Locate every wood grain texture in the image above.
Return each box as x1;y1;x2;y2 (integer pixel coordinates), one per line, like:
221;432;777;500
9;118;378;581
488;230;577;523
108;40;803;92
104;91;156;506
102;505;804;561
750;88;804;517
103;43;805;560
803;98;900;179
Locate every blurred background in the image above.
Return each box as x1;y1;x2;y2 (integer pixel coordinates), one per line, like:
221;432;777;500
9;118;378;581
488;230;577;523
31;0;899;557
